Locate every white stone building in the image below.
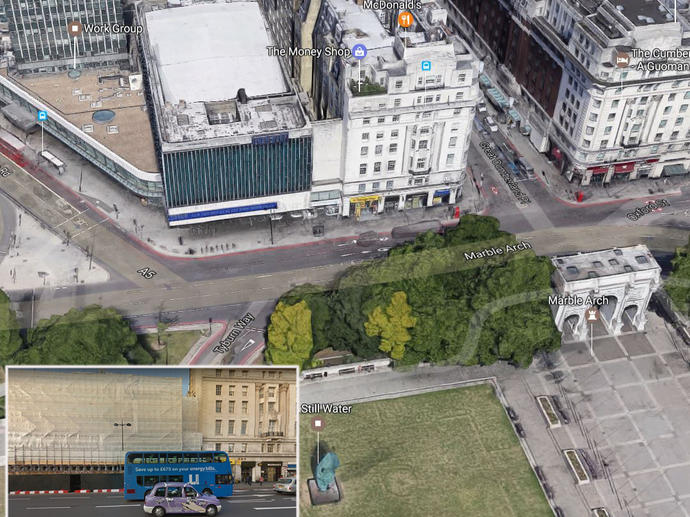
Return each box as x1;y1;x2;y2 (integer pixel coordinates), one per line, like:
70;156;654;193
550;245;661;341
309;0;481;217
545;0;690;185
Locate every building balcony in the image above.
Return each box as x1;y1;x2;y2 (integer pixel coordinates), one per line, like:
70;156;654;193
260;431;285;438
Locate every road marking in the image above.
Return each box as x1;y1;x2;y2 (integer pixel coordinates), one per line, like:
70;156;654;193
361;250;372;254
253;507;296;510
25;507;72;510
256;274;273;278
54;208;89;228
341;253;354;257
71;217;108;238
95;504;142;508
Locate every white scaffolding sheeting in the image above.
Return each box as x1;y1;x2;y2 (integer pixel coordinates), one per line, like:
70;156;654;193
8;370;201;465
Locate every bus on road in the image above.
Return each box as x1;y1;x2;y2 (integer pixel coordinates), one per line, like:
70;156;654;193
124;451;234;500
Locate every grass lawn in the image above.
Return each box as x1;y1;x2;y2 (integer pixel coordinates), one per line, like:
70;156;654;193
299;384;551;517
138;330;203;365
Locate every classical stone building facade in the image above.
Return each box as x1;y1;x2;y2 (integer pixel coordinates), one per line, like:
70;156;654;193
189;368;297;482
550;245;661;341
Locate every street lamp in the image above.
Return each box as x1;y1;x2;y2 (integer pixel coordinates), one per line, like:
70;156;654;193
113;421;132;451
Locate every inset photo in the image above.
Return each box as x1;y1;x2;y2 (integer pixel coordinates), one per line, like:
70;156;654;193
6;366;297;517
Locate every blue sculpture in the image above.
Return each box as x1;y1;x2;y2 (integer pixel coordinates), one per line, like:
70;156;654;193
315;452;340;491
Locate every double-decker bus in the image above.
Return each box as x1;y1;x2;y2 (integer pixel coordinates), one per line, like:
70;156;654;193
124;451;234;500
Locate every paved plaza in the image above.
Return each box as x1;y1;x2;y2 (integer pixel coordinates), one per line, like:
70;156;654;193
533;313;690;516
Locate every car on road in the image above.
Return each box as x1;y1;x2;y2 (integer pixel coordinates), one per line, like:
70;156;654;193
477;101;487;113
506;406;518;421
274;477;296;494
484;116;499;133
144;482;222;516
514;423;526;438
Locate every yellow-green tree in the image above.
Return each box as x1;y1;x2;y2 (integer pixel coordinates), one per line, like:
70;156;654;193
365;291;416;360
266;300;314;368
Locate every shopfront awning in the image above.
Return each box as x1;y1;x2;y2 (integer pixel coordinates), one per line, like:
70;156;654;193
486;88;508;108
588;166;609;175
613;162;635;173
434;189;451;196
507;108;521;123
662;164;687;176
479;74;492;88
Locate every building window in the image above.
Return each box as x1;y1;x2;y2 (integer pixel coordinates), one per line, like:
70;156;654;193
455;92;463;100
607;113;615;121
391;130;399;138
387;160;395;171
671;131;679;140
374;162;381;173
241;421;248;435
359;163;367;175
664;106;672;115
216;385;222;396
259;402;264;414
449;137;457;147
585;126;594;135
589;113;598;122
227;443;234;452
425;96;433;103
386;180;394;189
395;80;403;88
394;98;401;107
680;104;688;113
660;120;667;128
377;117;385;123
376;132;384;140
241;443;247;452
363;118;370;125
360;147;368;156
216;400;222;413
654;133;663;142
362;132;369;141
611;100;619;108
375;145;383;155
216;369;222;377
583;139;591;148
592;99;601;108
228;386;234;397
446;154;455;165
604;126;612;135
392;115;400;122
416;158;426;168
228;400;235;413
242;401;248;414
358;184;366;193
675;117;684;126
389;144;398;153
227;420;235;434
599;140;608;149
215;443;221;451
215;420;222;435
418;140;428;149
372;182;380;190
268;401;276;412
267;444;274;453
631;124;641;132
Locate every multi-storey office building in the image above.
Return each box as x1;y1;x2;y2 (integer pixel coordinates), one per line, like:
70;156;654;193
445;0;690;185
139;1;314;225
5;0;129;74
189;368;297;483
310;0;480;216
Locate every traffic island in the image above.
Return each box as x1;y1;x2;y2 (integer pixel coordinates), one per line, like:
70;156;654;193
563;449;590;485
537;396;562;429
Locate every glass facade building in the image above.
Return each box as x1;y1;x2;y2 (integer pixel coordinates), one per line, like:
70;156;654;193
6;0;128;73
162;137;312;209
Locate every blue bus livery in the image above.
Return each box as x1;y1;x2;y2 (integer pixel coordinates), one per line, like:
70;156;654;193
124;451;234;500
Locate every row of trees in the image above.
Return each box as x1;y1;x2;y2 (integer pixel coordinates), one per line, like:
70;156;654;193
0;292;152;365
266;215;561;368
668;236;690;315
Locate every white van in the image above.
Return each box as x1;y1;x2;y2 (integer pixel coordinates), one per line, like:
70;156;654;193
484;117;499;133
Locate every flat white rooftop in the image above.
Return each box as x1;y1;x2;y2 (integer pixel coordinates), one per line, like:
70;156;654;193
145;2;287;104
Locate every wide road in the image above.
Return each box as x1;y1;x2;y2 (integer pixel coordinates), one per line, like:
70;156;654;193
8;488;296;517
1;133;688;359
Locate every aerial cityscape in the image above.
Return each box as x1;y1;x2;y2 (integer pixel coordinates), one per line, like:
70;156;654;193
0;0;688;515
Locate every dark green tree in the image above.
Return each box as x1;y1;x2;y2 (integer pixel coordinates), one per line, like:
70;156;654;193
667;237;690;315
0;290;22;365
16;305;140;364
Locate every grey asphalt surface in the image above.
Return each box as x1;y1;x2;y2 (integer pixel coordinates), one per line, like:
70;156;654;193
8;489;296;517
1;120;690;364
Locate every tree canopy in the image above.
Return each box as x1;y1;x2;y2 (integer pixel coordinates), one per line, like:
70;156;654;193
265;300;315;368
268;215;561;367
668;236;690;315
